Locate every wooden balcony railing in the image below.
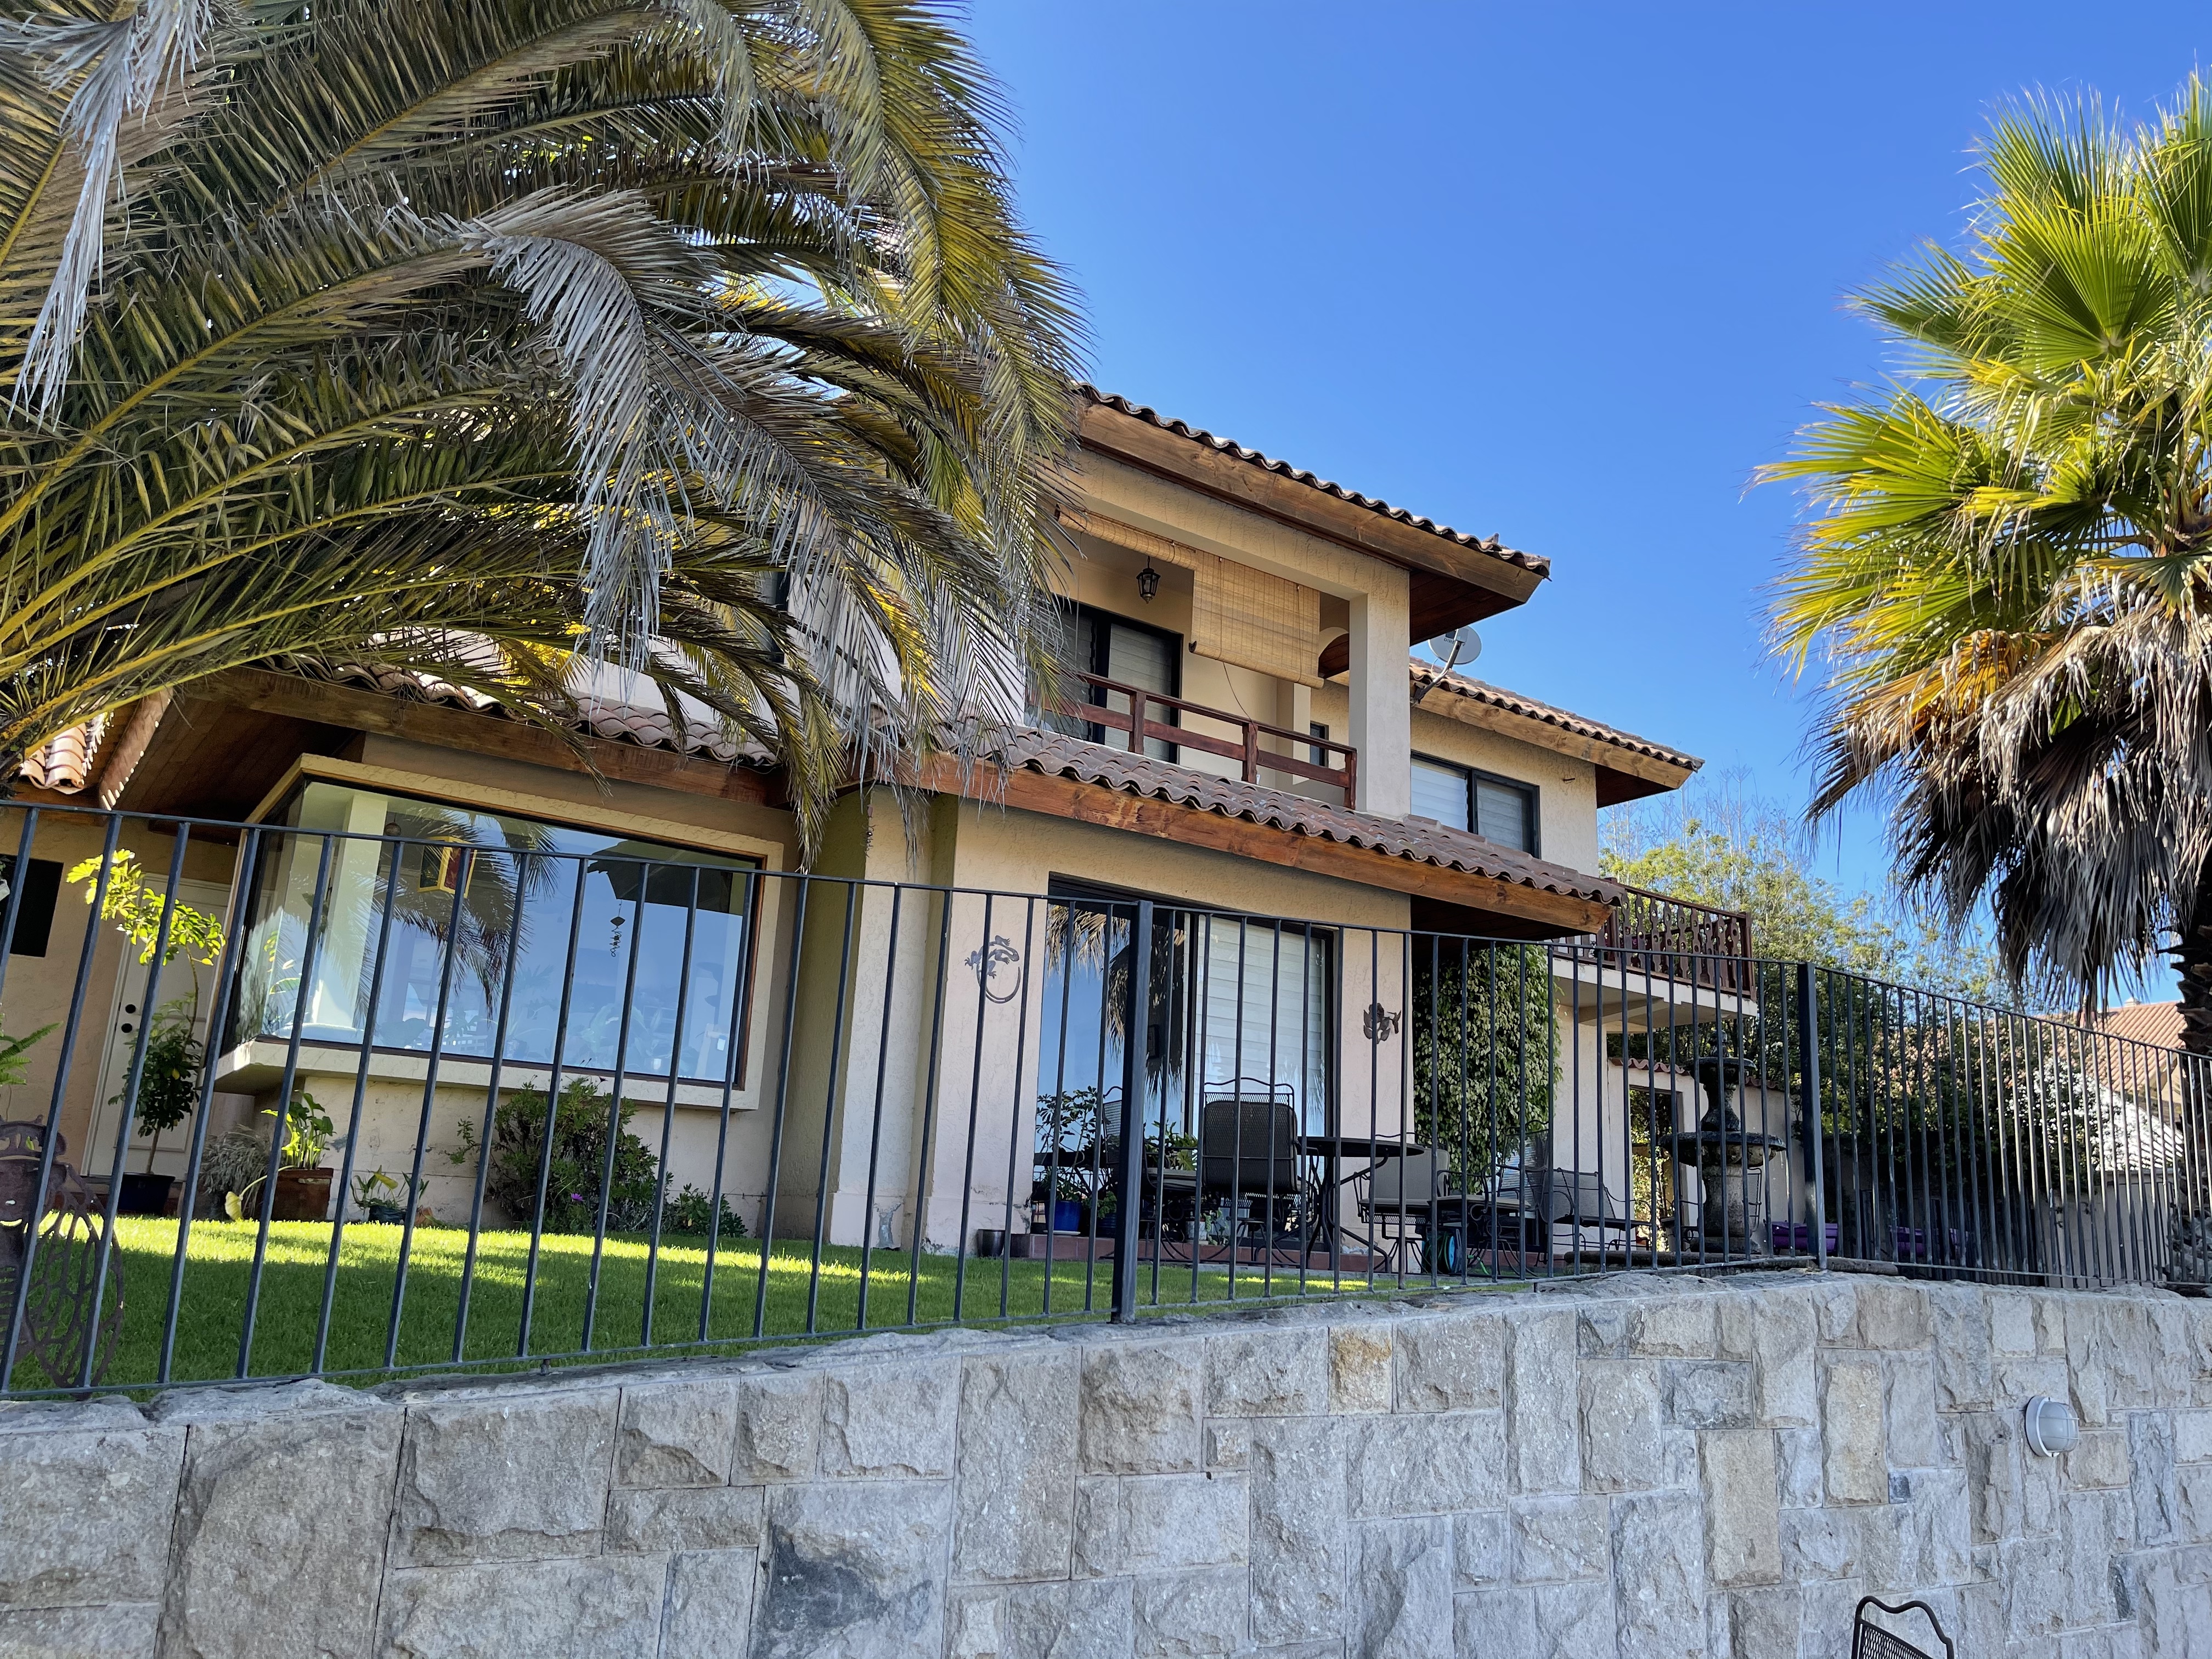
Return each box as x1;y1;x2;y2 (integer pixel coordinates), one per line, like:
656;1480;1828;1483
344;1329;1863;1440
1594;885;1754;992
1045;670;1357;809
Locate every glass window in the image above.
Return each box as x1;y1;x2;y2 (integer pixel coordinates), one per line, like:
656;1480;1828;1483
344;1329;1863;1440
1475;777;1533;850
1194;915;1330;1133
1036;892;1333;1145
1410;755;1537;853
1410;758;1471;831
1044;605;1180;761
234;781;759;1084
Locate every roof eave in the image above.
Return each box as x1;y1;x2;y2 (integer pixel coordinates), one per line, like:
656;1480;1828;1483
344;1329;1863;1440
1076;394;1544;613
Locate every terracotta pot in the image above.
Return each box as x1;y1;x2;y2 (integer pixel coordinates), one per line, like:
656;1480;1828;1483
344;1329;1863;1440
272;1167;334;1222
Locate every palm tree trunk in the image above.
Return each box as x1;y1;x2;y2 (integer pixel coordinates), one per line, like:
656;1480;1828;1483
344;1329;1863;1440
2176;869;2212;1058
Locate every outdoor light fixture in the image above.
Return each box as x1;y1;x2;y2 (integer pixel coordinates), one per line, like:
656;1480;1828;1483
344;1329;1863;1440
2023;1395;2079;1457
1136;560;1160;602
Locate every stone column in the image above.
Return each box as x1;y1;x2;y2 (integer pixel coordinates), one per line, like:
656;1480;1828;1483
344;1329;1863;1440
1346;574;1410;819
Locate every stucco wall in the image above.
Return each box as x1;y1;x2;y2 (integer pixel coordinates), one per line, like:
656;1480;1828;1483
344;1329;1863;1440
4;1269;2208;1659
0;810;245;1166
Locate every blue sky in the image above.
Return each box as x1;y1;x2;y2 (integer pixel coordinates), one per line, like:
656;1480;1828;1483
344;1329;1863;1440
966;1;2211;906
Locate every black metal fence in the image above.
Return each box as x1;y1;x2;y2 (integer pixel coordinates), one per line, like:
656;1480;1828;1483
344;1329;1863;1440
0;803;2205;1398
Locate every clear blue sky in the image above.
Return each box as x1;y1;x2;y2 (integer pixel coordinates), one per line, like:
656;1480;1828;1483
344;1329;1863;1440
966;1;2211;904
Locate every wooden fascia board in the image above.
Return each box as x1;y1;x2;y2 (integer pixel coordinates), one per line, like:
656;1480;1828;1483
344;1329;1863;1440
928;760;1611;936
206;668;778;807
1419;681;1696;795
1079;403;1543;606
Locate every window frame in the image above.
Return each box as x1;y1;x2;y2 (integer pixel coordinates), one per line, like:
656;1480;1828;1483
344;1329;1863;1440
236;775;768;1088
1408;752;1542;857
1063;600;1183;760
1042;876;1339;1136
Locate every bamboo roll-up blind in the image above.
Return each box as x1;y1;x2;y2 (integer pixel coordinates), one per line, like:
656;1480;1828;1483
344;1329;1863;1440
1056;508;1325;687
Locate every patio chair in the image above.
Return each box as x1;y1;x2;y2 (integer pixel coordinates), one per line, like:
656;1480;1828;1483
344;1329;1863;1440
1357;1150;1460;1272
1459;1167;1636;1262
1849;1596;1953;1659
1196;1097;1303;1247
0;1122;122;1386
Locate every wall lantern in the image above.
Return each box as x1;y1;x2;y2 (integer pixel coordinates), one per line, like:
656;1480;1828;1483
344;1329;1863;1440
1136;560;1160;603
2023;1395;2079;1457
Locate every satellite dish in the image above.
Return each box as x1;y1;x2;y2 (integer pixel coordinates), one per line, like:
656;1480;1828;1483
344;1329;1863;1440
1425;625;1481;665
1414;625;1481;708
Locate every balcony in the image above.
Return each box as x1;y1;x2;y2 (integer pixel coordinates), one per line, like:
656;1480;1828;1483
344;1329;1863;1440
1595;885;1754;992
1045;669;1358;808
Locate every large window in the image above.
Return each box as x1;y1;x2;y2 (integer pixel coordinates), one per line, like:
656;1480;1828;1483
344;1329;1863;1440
234;781;759;1084
1037;883;1333;1140
1046;603;1180;761
1410;755;1538;854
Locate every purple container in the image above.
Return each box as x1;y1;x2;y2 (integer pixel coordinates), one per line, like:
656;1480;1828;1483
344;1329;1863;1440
1770;1221;1840;1255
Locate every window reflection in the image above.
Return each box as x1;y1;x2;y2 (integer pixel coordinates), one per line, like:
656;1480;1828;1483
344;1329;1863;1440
235;782;758;1084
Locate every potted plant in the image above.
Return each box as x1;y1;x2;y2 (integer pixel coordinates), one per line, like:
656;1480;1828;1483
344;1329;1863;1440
113;999;202;1216
353;1168;411;1226
224;1088;335;1222
67;850;224;1210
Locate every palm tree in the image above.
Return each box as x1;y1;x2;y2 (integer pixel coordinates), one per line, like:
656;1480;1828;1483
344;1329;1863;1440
0;0;1079;842
1769;79;2212;1047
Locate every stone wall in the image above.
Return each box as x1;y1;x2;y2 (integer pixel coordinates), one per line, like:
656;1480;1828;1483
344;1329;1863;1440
3;1269;2210;1658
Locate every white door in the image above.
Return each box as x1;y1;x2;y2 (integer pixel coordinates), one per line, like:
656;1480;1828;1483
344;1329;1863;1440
84;879;232;1180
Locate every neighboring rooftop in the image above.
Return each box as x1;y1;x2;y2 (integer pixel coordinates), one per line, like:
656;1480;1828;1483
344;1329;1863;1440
2090;1000;2185;1053
1411;663;1702;807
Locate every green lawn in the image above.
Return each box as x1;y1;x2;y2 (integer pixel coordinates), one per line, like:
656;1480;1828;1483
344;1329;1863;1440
10;1218;1404;1395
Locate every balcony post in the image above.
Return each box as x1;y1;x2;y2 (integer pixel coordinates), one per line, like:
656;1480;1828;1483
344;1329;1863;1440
1347;577;1410;817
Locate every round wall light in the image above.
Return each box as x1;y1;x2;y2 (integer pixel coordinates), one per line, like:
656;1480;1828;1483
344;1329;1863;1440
2023;1395;2079;1457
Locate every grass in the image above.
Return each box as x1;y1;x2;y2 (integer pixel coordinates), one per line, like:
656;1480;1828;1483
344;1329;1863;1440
7;1218;1412;1396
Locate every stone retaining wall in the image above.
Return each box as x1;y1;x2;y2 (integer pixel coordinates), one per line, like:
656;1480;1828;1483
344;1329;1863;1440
3;1270;2211;1658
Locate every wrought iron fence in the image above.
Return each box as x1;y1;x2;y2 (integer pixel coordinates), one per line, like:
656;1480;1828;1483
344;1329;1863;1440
0;803;2205;1398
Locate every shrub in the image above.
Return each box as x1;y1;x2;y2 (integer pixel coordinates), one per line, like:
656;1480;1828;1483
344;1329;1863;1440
448;1080;662;1234
661;1184;749;1240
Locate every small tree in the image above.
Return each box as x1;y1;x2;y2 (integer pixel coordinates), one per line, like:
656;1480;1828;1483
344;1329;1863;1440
70;851;226;1175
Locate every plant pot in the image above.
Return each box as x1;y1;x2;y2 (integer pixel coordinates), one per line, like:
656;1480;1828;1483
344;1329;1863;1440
973;1228;1008;1257
272;1167;333;1222
364;1202;407;1226
1052;1199;1086;1234
117;1173;174;1217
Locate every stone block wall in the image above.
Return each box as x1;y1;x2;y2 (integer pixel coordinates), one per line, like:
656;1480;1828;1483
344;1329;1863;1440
3;1269;2211;1657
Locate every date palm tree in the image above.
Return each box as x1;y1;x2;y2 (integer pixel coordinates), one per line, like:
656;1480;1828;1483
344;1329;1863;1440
1769;80;2212;1042
0;0;1079;841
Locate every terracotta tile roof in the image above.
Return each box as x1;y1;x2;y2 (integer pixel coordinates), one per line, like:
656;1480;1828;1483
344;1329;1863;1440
13;716;108;793
1412;664;1701;775
2090;1001;2185;1053
287;659;771;765
1077;386;1548;579
1000;727;1621;905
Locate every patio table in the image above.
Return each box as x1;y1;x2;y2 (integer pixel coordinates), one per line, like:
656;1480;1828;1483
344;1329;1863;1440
1297;1133;1430;1261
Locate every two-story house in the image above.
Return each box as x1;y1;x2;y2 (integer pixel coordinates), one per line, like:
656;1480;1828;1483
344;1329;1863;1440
3;388;1741;1267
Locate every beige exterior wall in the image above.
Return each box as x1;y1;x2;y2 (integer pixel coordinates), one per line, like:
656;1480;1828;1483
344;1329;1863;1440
351;735;800;867
778;789;1424;1252
0;809;252;1172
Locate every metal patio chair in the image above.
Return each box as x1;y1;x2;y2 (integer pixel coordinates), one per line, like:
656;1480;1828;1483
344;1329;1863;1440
0;1121;122;1387
1851;1596;1954;1659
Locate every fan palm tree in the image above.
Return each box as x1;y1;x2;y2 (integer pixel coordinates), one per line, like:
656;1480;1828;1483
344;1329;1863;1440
1769;80;2212;1044
0;0;1079;844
